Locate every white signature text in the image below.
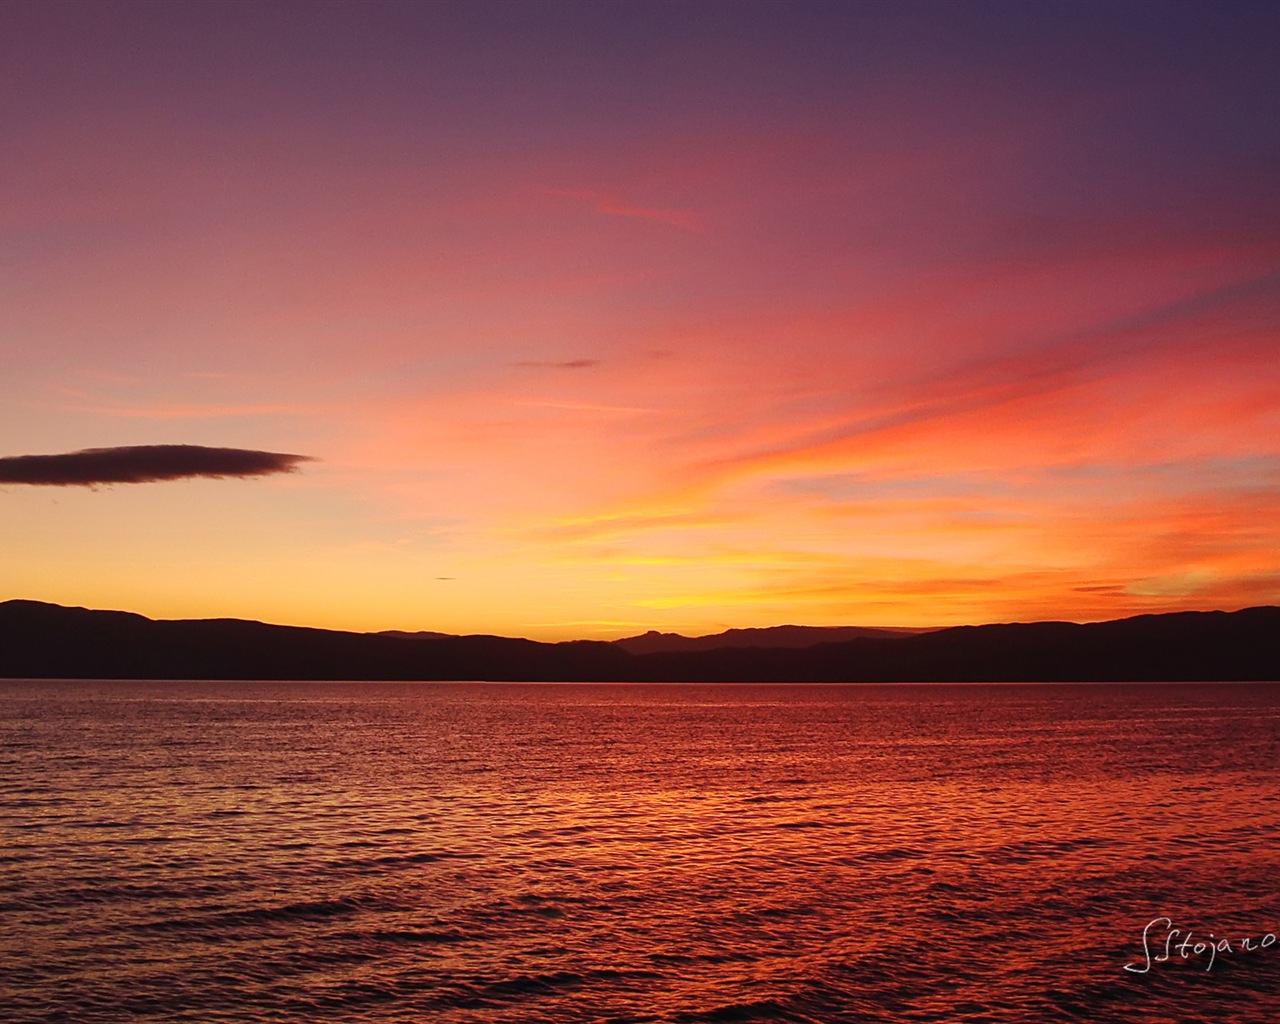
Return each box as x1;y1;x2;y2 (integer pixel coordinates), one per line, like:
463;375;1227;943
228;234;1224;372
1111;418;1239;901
1125;916;1277;973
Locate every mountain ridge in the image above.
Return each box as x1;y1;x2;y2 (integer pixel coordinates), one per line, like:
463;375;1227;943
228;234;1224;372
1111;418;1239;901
612;624;931;654
0;599;1276;682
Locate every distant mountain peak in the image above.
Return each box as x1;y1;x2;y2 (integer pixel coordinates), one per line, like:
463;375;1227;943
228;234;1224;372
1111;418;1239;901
612;623;932;655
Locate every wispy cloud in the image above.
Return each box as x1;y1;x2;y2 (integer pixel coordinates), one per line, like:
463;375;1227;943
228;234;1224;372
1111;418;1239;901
0;445;314;486
531;509;736;543
673;269;1280;490
544;188;703;232
512;398;663;415
514;359;600;370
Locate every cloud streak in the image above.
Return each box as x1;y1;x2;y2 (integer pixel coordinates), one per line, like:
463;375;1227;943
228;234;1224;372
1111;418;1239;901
0;445;313;486
544;189;702;232
514;359;600;370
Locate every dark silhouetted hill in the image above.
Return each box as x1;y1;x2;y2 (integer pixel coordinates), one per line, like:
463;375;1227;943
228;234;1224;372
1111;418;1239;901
0;601;627;681
0;600;1276;682
627;609;1280;682
613;624;928;654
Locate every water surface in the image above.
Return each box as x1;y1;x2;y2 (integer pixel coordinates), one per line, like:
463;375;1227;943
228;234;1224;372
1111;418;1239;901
2;681;1278;1022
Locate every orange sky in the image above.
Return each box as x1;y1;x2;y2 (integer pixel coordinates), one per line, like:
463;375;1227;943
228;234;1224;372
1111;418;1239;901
2;2;1278;638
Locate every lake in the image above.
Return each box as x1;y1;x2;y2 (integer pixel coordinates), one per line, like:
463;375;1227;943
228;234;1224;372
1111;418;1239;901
2;680;1278;1022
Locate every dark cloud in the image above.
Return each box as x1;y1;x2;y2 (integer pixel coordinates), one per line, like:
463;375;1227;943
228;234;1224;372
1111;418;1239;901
515;359;599;369
0;445;314;486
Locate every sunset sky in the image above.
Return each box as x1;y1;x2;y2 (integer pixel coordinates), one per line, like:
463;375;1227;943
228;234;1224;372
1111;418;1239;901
2;0;1278;639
